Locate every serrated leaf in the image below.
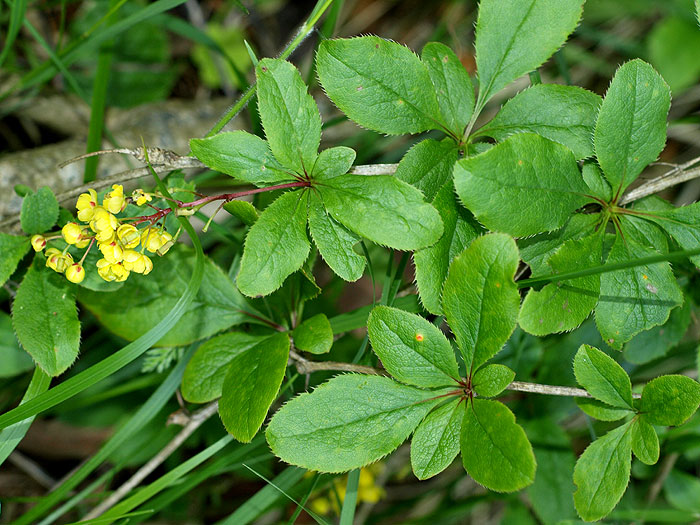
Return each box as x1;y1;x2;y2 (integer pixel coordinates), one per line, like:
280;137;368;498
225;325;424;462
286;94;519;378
461;399;536;492
256;58;320;174
442;233;520;371
477;84;601;159
266;374;440;472
318;174;443;251
640;375;700;426
619;213;668;253
596;236;683;350
395;139;459;202
182;332;267;403
237;191;310;297
631;419;659;465
413;183;481;315
20;186;59;235
292;313;333;355
582;162;613;201
190;131;292;185
367;305;459;388
0;233;30;287
454;133;589;237
12;257;80;376
411;399;462;480
575;398;633;422
79;245;249;346
646;201;700;269
310;146;356;180
307;194;364;282
421;42;475;137
474;0;584;112
594;59;671;194
519;233;602;336
317;36;442;135
219;332;289;442
664;469;700;513
573;422;632;522
573;344;634;409
472;364;515;397
223;200;259;226
0;312;34;378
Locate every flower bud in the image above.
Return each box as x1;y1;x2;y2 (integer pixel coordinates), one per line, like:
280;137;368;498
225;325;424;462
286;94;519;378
117;224;140;249
31;234;46;252
65;264;85;284
76;189;98;221
62;222;84;245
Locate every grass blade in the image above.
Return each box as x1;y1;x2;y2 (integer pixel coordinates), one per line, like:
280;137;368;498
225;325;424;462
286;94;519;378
0;0;28;68
339;469;360;525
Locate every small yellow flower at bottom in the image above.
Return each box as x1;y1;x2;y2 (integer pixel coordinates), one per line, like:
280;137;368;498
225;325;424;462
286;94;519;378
122;250;153;274
65;264;85;284
99;241;124;264
96;258;130;282
46;248;73;273
31;234;46;251
141;229;164;253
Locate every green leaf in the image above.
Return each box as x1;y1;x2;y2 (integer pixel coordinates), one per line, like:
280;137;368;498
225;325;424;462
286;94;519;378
223;200;259;226
310;146;356;180
318;174;443;251
573;344;634;409
575;398;633;422
474;0;584;112
631;419;659;465
0;233;30;287
11;257;80;376
0;312;34;378
394;139;459;202
476;84;601;159
442;233;520;370
367;305;459;387
454;133;589;236
594;59;671;194
256;58;321;174
664;469;700;513
307;194;364;282
266;374;439;472
472;364;515;397
20;186;59;234
596;236;683;350
219;332;290;442
640;375;700;426
237;191;310;297
646;201;700;269
80;245;249;346
317;36;441;135
190;131;292;185
582;162;613;202
182;332;267;403
292;313;333;355
519;233;602;335
461;399;536;492
413;183;481;315
573;422;632;522
421;42;475;137
410;399;462;480
648;16;700;94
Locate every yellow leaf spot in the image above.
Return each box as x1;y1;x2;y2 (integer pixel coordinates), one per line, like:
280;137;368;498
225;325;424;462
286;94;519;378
415;333;424;342
495;282;501;288
642;274;648;280
518;160;523;166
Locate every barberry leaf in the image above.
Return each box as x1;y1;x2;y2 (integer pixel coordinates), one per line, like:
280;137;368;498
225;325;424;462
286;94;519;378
573;422;632;522
414;183;481;315
317;36;442;135
219;332;290;442
573;345;634;410
454;133;589;237
256;58;321;175
182;332;268;403
0;233;30;287
307;194;364;282
310;146;356;180
266;374;440;472
368;305;459;387
292;313;333;355
640;375;700;426
395;139;459;202
237;191;310;297
20;186;59;235
411;399;463;480
474;0;584;112
421;42;475;137
594;59;671;194
476;84;601;159
664;469;700;513
12;257;80;376
575;398;632;422
519;233;602;336
472;364;515;397
442;233;520;371
223;200;259;226
646;201;700;269
461;399;536;492
318;174;443;250
596;236;682;350
631;419;659;465
190;131;293;185
582;162;613;201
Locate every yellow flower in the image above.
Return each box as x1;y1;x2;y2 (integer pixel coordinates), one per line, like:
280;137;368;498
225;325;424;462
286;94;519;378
96;259;129;282
90;207;119;243
65;264;85;284
62;222;84;245
156;231;174;256
117;224;140;249
31;234;46;252
131;189;152;206
45;248;73;273
99;241;124;264
141;229;164;253
123;249;153;274
76;189;98;221
75;236;91;249
103;184;125;214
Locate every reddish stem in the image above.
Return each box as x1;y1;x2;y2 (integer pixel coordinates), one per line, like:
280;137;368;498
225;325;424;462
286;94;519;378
177;181;310;208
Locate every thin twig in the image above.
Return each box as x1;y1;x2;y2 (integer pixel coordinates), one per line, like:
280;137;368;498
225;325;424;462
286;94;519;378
8;450;57;489
619;165;700;205
646;452;678;504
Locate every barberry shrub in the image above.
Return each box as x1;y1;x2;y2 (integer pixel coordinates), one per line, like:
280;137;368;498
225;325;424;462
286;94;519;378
3;0;700;522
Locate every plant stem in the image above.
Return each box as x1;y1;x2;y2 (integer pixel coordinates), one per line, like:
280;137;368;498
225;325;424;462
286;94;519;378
178;181;309;208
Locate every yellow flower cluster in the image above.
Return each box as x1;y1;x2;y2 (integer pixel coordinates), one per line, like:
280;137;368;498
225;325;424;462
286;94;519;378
310;467;384;516
32;184;172;285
